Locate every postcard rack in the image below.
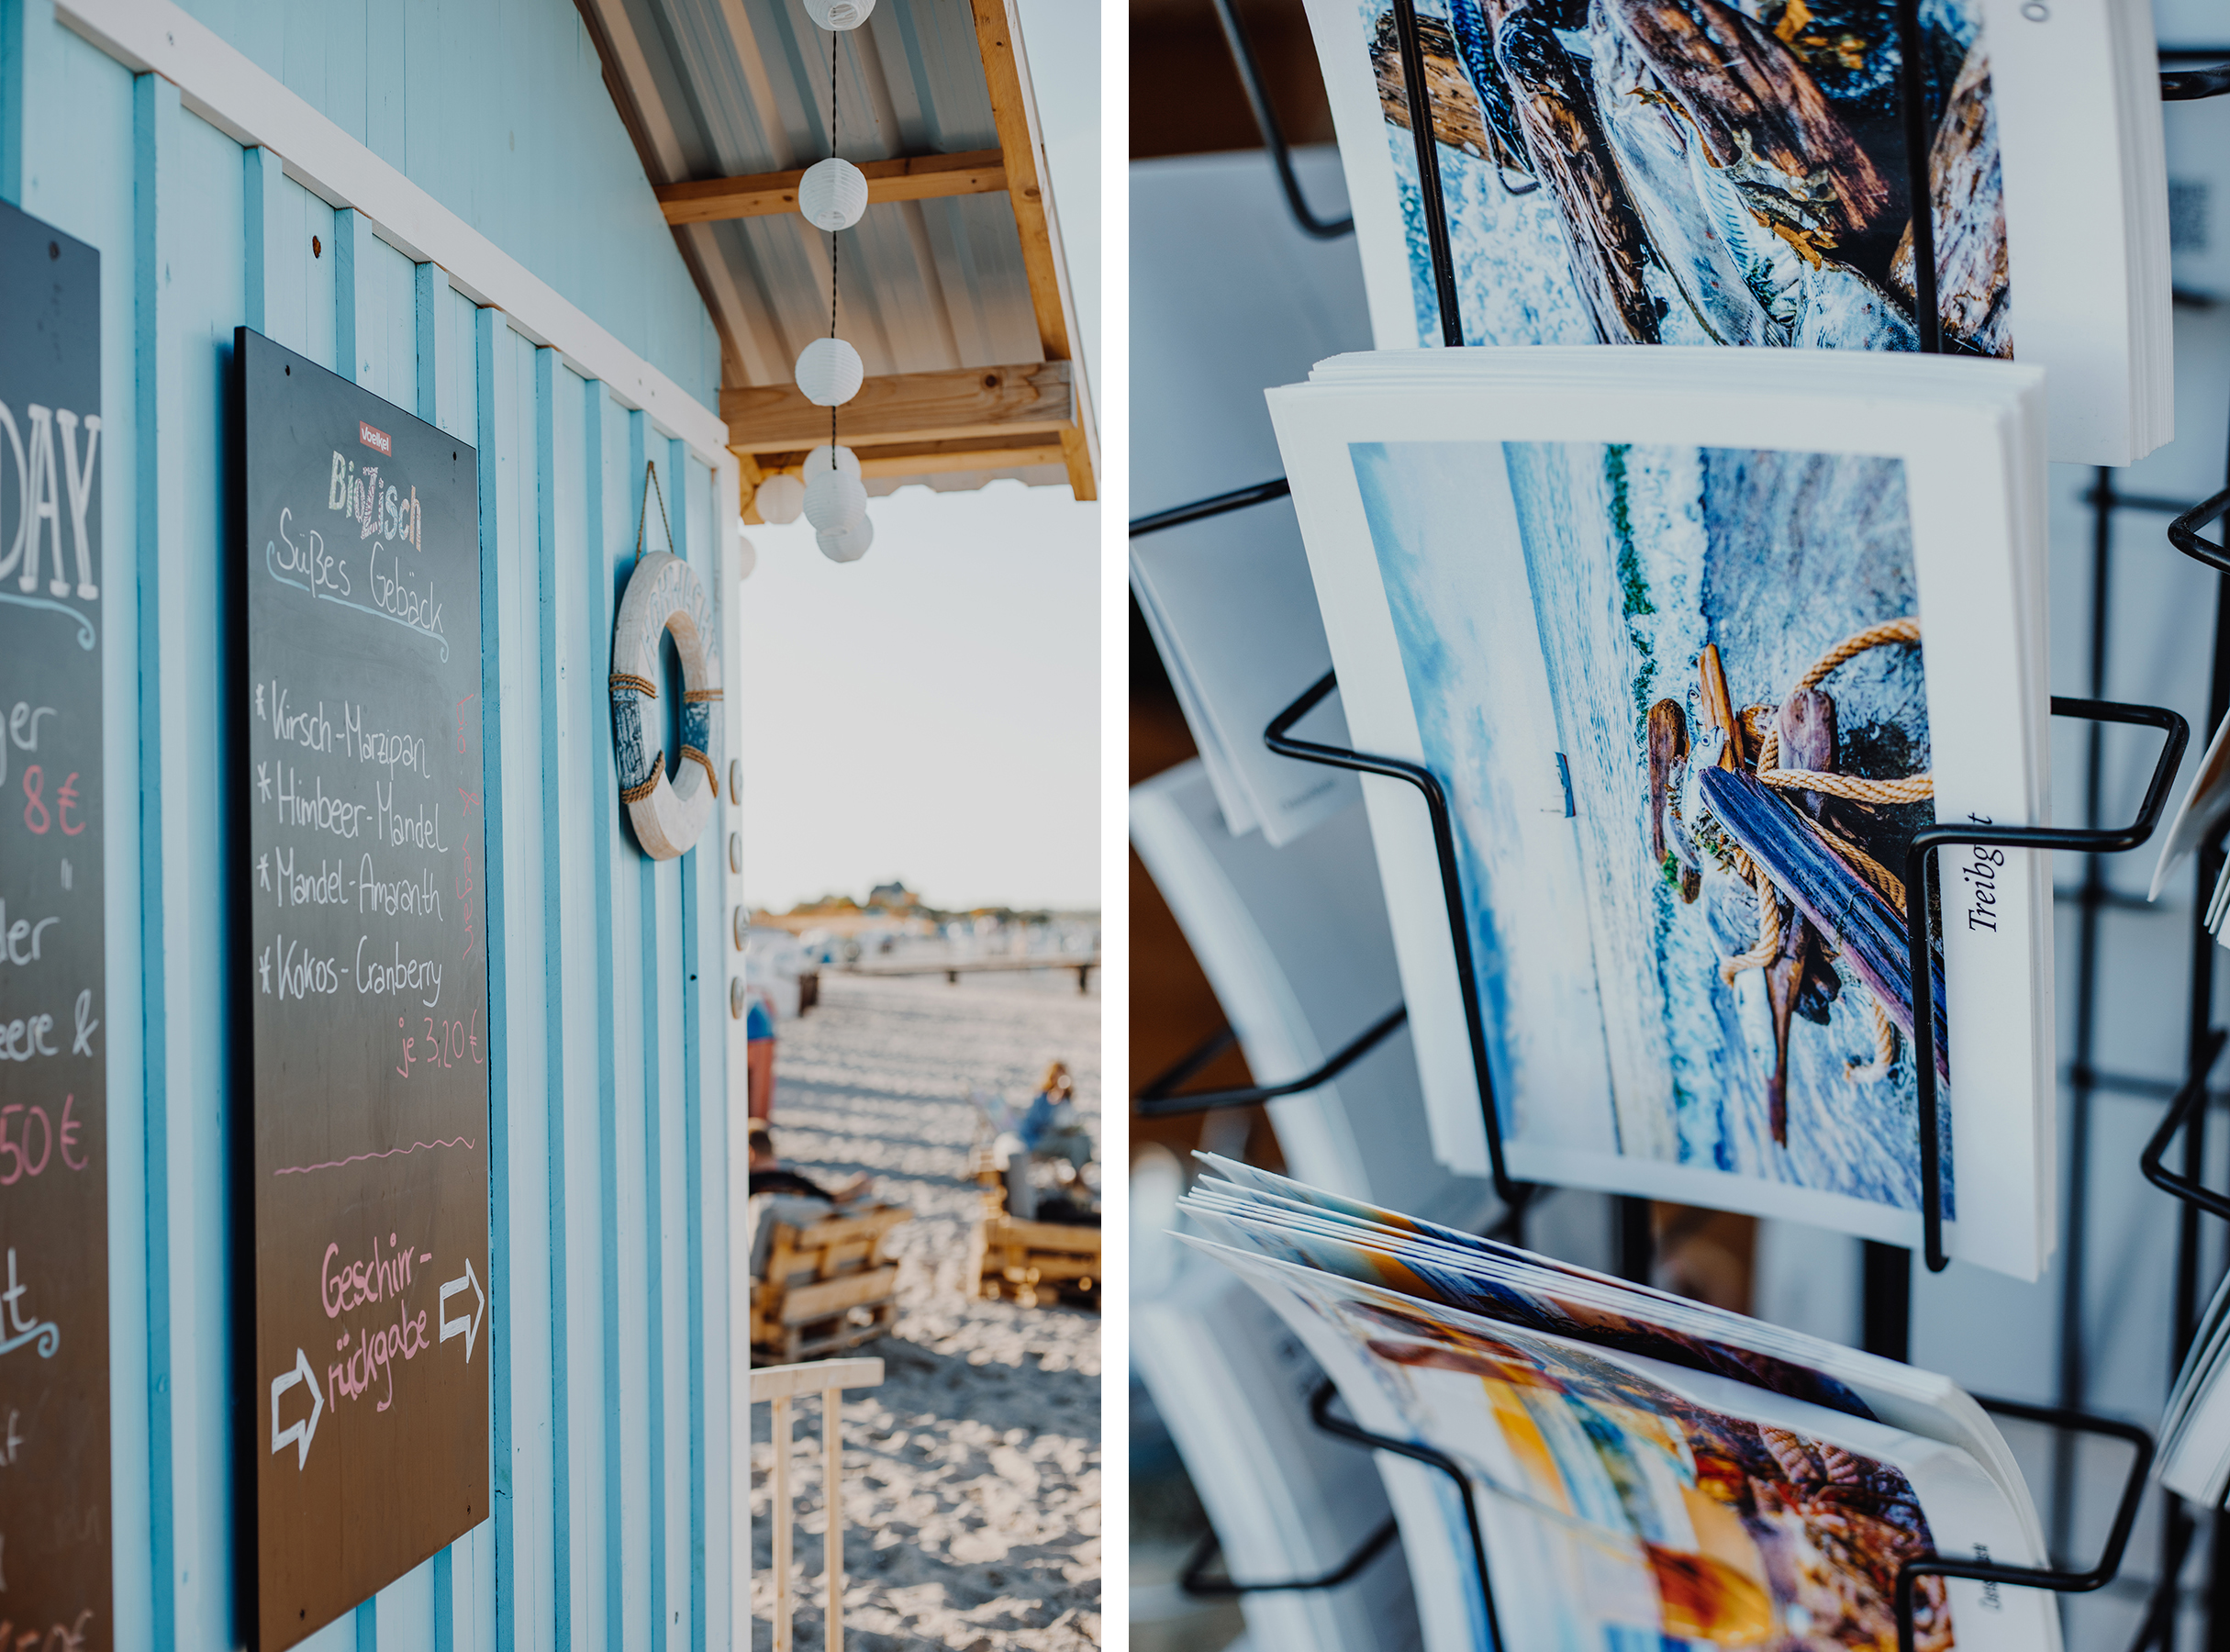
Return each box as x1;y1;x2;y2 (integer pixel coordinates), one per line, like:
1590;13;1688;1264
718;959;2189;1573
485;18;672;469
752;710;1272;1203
1135;0;2230;1641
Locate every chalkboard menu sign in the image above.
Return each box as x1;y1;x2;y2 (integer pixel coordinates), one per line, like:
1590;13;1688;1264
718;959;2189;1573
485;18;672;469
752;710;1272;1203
235;328;490;1649
0;201;110;1650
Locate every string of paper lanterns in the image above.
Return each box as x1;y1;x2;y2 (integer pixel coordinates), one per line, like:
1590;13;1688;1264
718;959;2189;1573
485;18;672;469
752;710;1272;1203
797;0;873;563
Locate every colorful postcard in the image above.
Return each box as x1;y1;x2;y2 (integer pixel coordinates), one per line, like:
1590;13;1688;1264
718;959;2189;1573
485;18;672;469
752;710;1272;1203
1187;1229;2053;1652
1298;0;2170;462
1270;351;2050;1275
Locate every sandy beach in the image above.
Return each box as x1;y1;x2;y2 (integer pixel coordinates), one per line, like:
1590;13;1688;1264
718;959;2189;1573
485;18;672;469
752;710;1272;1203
750;970;1102;1650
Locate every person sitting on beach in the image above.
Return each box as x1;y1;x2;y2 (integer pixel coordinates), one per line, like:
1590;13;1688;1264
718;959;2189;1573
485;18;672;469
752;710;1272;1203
746;989;778;1120
748;1120;869;1205
998;1061;1094;1220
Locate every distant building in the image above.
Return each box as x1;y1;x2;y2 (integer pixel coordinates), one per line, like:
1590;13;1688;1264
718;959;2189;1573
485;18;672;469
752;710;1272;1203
867;881;920;913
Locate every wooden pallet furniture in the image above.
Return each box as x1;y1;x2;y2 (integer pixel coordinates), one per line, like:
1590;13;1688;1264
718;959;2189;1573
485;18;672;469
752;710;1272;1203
749;1203;909;1367
964;1141;1101;1309
967;1211;1101;1310
754;1356;884;1652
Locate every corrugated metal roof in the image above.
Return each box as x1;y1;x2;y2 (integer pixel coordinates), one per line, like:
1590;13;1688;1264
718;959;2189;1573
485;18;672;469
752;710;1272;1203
580;0;1069;492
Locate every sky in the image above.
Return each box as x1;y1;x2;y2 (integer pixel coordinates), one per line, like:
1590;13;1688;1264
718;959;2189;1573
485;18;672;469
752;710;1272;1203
735;1;1103;916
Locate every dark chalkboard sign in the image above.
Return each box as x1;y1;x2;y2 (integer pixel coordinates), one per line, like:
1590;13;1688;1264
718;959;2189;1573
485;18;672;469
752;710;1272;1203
236;329;490;1649
0;199;109;1651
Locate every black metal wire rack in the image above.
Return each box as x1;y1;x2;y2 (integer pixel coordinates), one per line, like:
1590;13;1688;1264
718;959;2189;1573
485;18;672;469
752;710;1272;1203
1133;0;2230;1638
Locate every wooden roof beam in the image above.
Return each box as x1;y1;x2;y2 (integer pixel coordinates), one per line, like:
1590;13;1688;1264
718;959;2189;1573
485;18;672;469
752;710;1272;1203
751;437;1066;479
736;436;1067;519
969;0;1098;502
723;361;1074;452
655;149;1008;227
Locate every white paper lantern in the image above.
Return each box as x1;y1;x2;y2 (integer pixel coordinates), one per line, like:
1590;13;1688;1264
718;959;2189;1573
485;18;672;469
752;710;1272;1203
818;517;874;563
734;533;758;582
803;443;862;481
799;157;869;231
803;470;867;533
803;0;875;28
794;336;864;407
753;472;805;524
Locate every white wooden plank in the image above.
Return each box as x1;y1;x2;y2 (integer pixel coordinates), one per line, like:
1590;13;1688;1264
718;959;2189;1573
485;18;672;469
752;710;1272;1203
353;224;415;404
373;1553;437;1652
58;0;730;460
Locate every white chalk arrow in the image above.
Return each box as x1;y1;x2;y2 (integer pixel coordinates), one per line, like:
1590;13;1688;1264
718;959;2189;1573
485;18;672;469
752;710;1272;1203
270;1347;323;1470
440;1257;485;1363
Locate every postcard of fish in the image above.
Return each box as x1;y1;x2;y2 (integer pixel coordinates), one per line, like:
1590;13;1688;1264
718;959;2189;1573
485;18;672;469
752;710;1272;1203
1329;0;2014;353
1300;0;2163;462
1195;1239;2054;1652
1268;358;2051;1276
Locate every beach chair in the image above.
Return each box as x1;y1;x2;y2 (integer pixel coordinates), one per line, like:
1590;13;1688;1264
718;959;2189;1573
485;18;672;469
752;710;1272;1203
748;1200;910;1366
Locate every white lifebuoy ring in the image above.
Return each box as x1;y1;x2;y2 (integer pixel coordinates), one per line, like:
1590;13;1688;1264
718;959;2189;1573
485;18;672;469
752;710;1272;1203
609;551;722;860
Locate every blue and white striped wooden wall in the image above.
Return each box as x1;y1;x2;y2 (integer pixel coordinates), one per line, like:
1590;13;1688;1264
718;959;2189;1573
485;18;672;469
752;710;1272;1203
2;1;742;1646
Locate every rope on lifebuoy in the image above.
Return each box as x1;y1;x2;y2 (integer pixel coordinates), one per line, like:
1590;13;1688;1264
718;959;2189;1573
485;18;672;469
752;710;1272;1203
609;462;723;861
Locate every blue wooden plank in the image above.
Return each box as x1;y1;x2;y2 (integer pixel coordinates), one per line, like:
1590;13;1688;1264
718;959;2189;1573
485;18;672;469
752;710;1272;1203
473;304;518;1652
601;392;653;1652
128;85;181;1645
653;826;688;1651
581;379;628;1652
630;409;673;1652
530;342;574;1652
674;444;711;1652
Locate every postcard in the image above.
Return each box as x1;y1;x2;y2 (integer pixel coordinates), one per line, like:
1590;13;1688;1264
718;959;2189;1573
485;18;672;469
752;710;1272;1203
1269;348;2052;1276
1299;0;2170;463
1185;1228;2055;1651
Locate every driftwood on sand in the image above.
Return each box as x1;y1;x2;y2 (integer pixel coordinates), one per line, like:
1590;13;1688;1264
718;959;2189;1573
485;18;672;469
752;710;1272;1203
1701;765;1948;1080
1761;688;1845;1143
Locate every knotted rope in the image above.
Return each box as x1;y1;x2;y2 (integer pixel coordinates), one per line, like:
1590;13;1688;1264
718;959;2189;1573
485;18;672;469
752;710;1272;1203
1713;618;1926;1085
1753;617;1932;804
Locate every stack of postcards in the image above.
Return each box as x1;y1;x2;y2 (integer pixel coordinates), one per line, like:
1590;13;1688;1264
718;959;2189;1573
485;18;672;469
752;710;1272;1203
1184;1158;2057;1650
1270;345;2056;1278
1299;0;2172;463
1130;497;1361;845
2158;1269;2230;1507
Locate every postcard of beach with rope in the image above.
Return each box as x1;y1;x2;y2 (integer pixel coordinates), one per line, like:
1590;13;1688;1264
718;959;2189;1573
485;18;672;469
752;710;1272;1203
1267;353;2052;1276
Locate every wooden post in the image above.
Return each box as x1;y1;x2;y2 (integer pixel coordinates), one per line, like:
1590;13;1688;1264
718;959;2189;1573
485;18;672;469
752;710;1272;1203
825;1389;844;1652
772;1394;793;1652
